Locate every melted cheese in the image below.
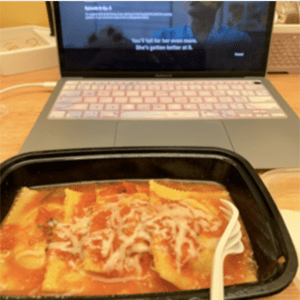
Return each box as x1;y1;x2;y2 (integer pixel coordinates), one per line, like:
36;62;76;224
49;190;223;279
49;216;90;259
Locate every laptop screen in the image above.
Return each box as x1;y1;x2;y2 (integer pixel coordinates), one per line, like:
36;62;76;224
54;1;275;77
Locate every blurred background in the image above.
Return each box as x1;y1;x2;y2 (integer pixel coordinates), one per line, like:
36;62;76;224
0;1;49;28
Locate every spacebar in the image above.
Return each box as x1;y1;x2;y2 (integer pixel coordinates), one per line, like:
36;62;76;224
120;111;200;119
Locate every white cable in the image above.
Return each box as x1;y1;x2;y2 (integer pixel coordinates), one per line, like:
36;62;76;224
0;82;57;94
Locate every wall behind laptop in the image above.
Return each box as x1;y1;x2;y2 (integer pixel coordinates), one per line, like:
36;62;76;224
0;1;49;28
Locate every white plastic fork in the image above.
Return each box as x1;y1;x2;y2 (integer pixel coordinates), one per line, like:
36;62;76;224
210;199;245;300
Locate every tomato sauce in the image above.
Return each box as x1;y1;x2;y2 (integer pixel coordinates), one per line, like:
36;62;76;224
0;180;257;296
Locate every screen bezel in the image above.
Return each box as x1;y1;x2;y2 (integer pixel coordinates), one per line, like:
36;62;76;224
53;1;276;78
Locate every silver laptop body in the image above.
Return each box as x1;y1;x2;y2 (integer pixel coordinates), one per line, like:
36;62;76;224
20;1;300;169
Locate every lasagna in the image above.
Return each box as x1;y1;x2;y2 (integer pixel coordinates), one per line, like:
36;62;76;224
0;180;257;296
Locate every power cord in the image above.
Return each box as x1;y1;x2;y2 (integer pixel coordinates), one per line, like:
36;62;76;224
0;82;57;94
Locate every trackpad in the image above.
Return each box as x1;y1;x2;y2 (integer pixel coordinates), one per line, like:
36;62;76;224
115;120;233;149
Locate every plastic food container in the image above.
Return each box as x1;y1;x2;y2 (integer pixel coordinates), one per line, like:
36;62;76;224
0;147;298;300
261;168;300;290
261;168;300;211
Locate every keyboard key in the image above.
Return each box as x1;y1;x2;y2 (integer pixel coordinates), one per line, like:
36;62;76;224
217;85;230;90
133;85;147;90
145;97;158;103
122;104;135;110
152;104;166;110
63;85;77;90
241;90;255;96
121;111;199;119
141;91;154;96
199;104;213;110
183;104;198;110
175;85;188;90
90;104;104;110
115;97;128;103
190;97;203;103
130;97;143;103
231;85;243;90
233;97;248;103
168;104;182;110
83;91;96;96
184;91;197;96
245;84;260;90
81;81;94;85
127;91;140;96
84;97;98;103
201;111;220;118
97;91;110;96
66;111;83;118
83;111;98;118
230;103;244;110
238;113;253;118
189;85;202;90
219;96;233;103
227;90;241;96
203;85;216;90
215;103;229;110
58;97;82;103
221;110;236;118
160;97;173;103
174;97;188;103
248;96;273;102
112;91;125;96
120;85;132;90
49;111;66;118
137;104;151;110
121;111;167;119
162;85;174;91
106;104;119;110
166;111;199;118
213;91;226;96
69;104;88;110
198;91;212;96
66;81;79;85
92;85;105;90
255;90;269;96
99;97;113;103
61;91;81;96
100;111;118;118
245;103;279;109
271;112;286;118
78;85;90;90
156;91;169;97
54;104;70;110
170;91;183;97
204;97;218;103
148;85;160;90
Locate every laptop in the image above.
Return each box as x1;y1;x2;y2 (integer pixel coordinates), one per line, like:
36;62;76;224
20;1;300;169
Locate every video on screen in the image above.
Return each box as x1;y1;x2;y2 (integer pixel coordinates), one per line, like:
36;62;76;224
59;1;270;70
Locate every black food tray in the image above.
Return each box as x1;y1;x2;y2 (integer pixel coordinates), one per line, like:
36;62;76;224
0;147;298;300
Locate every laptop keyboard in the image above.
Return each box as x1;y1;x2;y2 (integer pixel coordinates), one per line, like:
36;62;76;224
48;80;287;120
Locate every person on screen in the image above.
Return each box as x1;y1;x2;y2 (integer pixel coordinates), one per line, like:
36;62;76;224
152;1;252;69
